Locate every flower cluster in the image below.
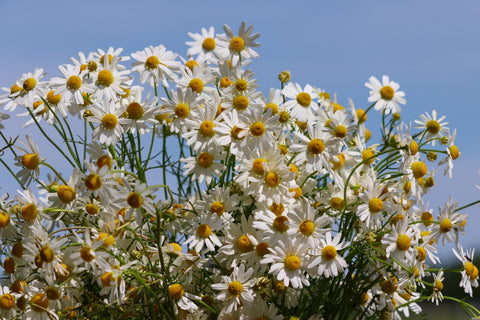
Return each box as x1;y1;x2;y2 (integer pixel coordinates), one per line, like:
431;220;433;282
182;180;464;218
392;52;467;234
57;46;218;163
0;22;478;320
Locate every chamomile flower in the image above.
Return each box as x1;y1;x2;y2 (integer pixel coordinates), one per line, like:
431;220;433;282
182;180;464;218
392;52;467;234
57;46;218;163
211;264;256;313
183;213;224;253
237;107;281;153
414;110;449;146
186;27;227;64
289;202;330;248
183;99;221;152
452;247;479;297
88;96;131;146
11;68;48;109
131;44;180;87
261;238;311;289
218;215;258;268
0;285;19;319
160;87;203;133
93;56;132;101
80;160;118;206
382;219;419;265
14;135;45;186
365;75;406;114
49;64;94;106
308;232;349;278
430;198;462;246
357;176;390;229
68;229;109;272
176;64;216;96
282;82;318;122
428;269;444;305
218;21;260;60
181;148;225;185
121;88;159;135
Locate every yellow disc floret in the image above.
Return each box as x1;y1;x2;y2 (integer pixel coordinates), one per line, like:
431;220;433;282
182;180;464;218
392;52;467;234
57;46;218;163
272;215;289;233
380;86;395;100
228;281;243;297
174;103;190;118
202;37;216;51
197;224;212;238
252;158;267;175
250;121;265;136
21;153;40;170
369;198;383;214
57;185;76;204
284;255;301;271
265;172;280;188
169;284;185;300
439;218;452;233
296;92;312;107
411;161;427;179
85;174;102;190
235;79;248;92
126;102;144;120
322;245;337;261
307;138;325;155
197;152;214;168
232;95;249;111
66;75;82;90
0;293;15;310
97;70;114;87
127;192;143;208
23;78;37;91
299;220;315;236
145;56;160;69
46;90;62;104
30;293;49;313
21;203;37;221
199;120;215;137
80;246;95;262
426;120;441;135
230;37;245;52
0;211;10;229
396;234;411;251
237;235;254;252
101;113;118;130
188;78;204;93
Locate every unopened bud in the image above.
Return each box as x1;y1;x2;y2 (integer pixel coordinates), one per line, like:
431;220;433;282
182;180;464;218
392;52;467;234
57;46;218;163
427;152;437;162
278;70;291;83
392;113;401;121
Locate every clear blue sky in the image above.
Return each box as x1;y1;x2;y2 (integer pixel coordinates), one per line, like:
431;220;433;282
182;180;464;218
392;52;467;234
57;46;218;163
0;0;479;255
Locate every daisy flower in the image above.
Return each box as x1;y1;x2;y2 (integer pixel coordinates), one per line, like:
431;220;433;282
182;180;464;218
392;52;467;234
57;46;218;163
176;64;216;96
211;264;256;313
237;107;281;153
414;110;449;146
261;238;311;289
282;82;319;122
93;46;131;69
80;160;118;206
195;186;239;219
97;262;134;304
215;109;246;155
14;135;46;186
49;64;94;106
183;213;224;253
181;148;225;185
452;247;479;297
68;229;110;272
167;283;199;314
365;75;406;114
428;269;444;305
118;178;158;225
290;122;341;174
160;87;203;133
308;232;349;278
186;26;227;64
88;96;131;146
382;219;419;266
0;285;19;319
11;67;48;109
218;215;258;268
356;175;390;229
120;88;159;135
131;44;180;87
183;99;222;152
430;198;462;246
289;202;330;249
92;56;132;101
217;21;260;60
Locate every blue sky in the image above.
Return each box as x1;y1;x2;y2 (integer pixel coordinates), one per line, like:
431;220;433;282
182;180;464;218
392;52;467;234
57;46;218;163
0;1;479;255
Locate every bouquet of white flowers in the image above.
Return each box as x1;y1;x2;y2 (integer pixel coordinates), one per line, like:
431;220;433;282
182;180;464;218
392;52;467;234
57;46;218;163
0;21;478;320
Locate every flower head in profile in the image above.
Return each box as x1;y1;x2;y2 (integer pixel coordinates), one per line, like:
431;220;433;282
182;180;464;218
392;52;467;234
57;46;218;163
14;135;46;186
365;75;406;114
452;247;479;297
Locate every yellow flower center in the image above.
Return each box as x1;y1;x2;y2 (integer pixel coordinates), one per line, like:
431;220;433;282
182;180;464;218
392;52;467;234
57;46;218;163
57;185;76;204
196;223;212;239
330;197;344;210
145;56;160;69
237;235;254;252
230;126;244;140
126;102;144;120
166;243;182;256
100;54;113;65
11;279;27;294
23;78;37;91
299;220;315;236
296;92;312;107
333;125;348;138
30;293;49;313
197;152;214;168
97;70;114;87
202;37;216;51
307;138;325;155
421;211;433;226
426;120;441;135
0;211;10;228
220;76;234;88
12;242;24;258
369;197;383;214
85;173;102;191
230;37;245;52
10;84;22;94
210;201;225;216
97;154;113;169
265;171;280;188
228;281;243;296
380;85;395;100
396;234;411;251
465;261;479;280
272;215;289;233
66;75;82;90
101;272;116;287
278;111;290;123
235;79;248;92
449;145;460;160
21;203;38;221
361;149;375;165
416;247;427;262
88;61;98;72
199;120;215;137
232;95;249;111
21;153;40;170
269;202;285;216
274;280;285;294
289;186;302;199
439;218;452;233
330;153;345;170
80;246;95;262
85;203;100;215
356;109;367;123
45;286;61;300
3;257;15;274
0;294;15;310
46;90;62;105
434;279;444;291
411;161;427;179
188;78;204;93
250;121;265;136
98;232;115;247
127;192;143;208
380;277;398;294
175;103;190;118
101;113;118;130
169;284;185;300
256;242;270;256
265;103;279;114
185;60;198;71
321;245;338;262
284;255;301;271
40;245;55;263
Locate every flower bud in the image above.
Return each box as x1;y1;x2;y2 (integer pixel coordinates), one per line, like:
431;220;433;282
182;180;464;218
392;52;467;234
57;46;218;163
278;70;291;83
